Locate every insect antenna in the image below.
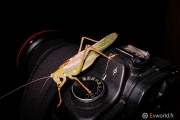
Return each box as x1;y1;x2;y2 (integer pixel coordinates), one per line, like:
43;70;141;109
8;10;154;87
0;76;50;100
37;77;51;104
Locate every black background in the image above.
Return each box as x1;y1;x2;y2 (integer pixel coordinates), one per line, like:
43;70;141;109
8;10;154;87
0;0;180;120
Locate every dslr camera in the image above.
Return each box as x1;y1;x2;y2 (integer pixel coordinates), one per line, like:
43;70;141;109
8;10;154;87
17;30;178;120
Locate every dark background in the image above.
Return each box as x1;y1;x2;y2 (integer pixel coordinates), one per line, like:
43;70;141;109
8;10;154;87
0;0;180;119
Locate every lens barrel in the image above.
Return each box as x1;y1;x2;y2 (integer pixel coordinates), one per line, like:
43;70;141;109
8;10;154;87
17;30;69;78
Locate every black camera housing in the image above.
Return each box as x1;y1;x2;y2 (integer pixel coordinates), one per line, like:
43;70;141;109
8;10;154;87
18;30;178;120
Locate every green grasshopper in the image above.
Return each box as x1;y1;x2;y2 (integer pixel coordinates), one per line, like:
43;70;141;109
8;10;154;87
0;32;118;107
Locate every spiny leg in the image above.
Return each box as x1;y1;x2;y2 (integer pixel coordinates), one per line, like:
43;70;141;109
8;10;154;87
74;44;116;95
88;45;117;59
70;76;91;94
64;45;93;95
78;36;98;53
76;44;116;75
74;45;92;94
76;44;90;74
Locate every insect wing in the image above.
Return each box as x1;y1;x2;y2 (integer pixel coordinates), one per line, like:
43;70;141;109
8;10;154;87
92;32;118;52
82;32;118;70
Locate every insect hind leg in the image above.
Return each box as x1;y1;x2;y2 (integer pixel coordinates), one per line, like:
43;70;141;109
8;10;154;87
78;36;99;53
69;76;91;94
88;45;117;60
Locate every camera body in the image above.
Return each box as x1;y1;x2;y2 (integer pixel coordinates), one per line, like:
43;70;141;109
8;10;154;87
18;30;178;120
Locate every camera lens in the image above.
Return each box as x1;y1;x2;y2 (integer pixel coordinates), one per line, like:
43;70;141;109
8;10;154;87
16;30;69;78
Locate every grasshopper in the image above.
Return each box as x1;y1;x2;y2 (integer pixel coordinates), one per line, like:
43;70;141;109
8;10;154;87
0;32;118;107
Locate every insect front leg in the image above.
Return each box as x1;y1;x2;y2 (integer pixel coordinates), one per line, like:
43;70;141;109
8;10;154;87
56;78;66;107
57;87;62;107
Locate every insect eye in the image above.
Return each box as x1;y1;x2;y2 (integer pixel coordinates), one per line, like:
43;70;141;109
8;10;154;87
59;77;63;82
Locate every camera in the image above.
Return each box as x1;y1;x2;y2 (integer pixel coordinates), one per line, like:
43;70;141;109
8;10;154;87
17;30;178;120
